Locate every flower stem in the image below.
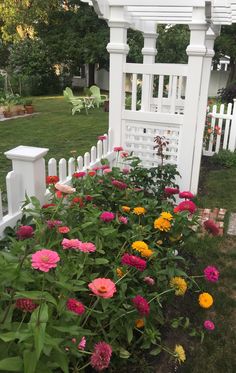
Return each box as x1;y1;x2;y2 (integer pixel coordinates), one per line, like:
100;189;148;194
77;361;91;372
148;288;174;304
82;298;99;327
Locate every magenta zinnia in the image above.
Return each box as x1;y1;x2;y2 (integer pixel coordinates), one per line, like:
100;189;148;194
90;341;112;371
175;200;196;214
121;253;147;271
100;211;115;222
204;320;215;331
88;278;116;298
204;265;219;282
16;225;34;240
203;220;220;236
111;179;128;190
66;298;85;315
31;249;60;272
132;295;150;317
15;298;38;312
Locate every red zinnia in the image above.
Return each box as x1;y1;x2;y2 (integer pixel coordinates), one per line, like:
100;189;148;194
46;175;59;185
111;180;128;190
73;171;86;178
132;295;150;317
121;253;147;272
15;298;38;312
90;341;112;371
88;171;96;177
42;203;56;209
66;298;85;315
179;191;194;199
164;187;179;195
72;197;84;207
85;195;93;202
16;225;34;240
175;200;196;214
203;220;220;236
58;226;70;234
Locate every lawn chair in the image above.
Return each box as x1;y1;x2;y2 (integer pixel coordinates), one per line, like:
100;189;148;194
89;85;108;108
63;88;87;115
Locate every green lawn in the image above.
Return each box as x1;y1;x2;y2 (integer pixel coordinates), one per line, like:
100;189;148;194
0;96;108;193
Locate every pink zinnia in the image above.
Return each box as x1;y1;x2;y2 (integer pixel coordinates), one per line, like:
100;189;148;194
144;276;155;286
119;216;128;224
58;226;70;234
132;295;150;317
103;168;112;174
79;242;96;253
114;146;123;152
15;298;38;312
90;341;112;371
46;220;62;229
122;168;130;174
111;180;128;190
101;165;110;170
93;166;101;172
100;211;115;222
164;187;180;195
203;220;220;236
179;191;194;199
88;278;116;299
16;225;34;240
77;336;86;350
73;171;86;178
62;238;82;250
98;135;107;141
120;151;129;158
66;298;85;315
204;320;215;330
204;266;219;282
121;253;147;272
31;249;60;272
55;183;76;194
175;200;196;214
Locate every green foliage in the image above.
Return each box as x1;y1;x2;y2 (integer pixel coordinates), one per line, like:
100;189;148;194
157;25;189;64
212;149;236;168
217;81;236;104
0;156;218;371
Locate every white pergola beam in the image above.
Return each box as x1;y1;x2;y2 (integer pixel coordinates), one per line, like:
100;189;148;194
108;0;206;6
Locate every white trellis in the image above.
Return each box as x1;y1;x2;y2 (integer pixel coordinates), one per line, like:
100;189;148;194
84;0;236;193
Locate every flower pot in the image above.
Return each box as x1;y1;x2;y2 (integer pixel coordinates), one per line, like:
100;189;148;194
24;105;34;114
3;111;12;118
0;105;5;115
16;105;25;115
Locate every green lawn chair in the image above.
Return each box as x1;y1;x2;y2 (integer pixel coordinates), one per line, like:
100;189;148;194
63;88;86;115
89;85;108;108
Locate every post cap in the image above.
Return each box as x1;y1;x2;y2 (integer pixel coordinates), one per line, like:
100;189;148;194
4;145;49;162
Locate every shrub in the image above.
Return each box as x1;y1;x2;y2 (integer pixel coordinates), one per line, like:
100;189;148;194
212;149;236;168
217;81;236;104
0;155;219;372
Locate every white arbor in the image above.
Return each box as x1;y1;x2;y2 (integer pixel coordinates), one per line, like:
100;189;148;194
85;1;236;193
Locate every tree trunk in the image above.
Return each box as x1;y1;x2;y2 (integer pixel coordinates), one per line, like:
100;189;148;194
88;63;95;87
226;58;236;87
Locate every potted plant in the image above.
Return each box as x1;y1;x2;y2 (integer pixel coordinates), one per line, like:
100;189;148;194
3;102;12;118
16;97;25;115
0;95;6;115
24;99;34;114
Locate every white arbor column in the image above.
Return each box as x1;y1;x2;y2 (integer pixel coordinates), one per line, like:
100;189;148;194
178;7;208;193
106;6;130;147
191;26;220;194
4;146;49;205
141;26;158;111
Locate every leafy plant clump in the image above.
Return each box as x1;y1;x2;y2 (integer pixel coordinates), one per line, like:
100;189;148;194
0;154;219;372
212;149;236;168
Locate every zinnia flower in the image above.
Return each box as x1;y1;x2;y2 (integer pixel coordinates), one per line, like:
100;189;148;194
120;151;129;158
46;175;59;185
131;241;153;258
72;197;84;207
198;292;213;308
174;344;186;364
101;165;110;170
42;203;56;209
90;341;112;371
88;278;116;298
98;135;107;141
103;168;112;174
16;225;34;240
204;266;219;282
88;171;96;177
121;253;147;271
77;336;86;350
154;217;171;232
31;249;60;272
179;191;194;199
160;212;173;221
203;220;220;236
15;298;38;312
55;183;76;194
85;195;93;202
58;226;70;234
111;180;128;190
100;211;115;222
119;216;128;224
170;277;187;296
204;320;215;330
164;187;179;195
132;295;150;317
114;146;123;152
79;242;96;253
135;319;145;328
133;207;146;215
144;276;155;286
175;200;196;214
46;220;62;229
66;298;85;315
62;238;82;250
116;267;124;278
73;171;86;178
122;206;130;213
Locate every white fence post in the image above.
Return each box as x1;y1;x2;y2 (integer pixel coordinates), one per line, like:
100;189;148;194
228;99;236;151
4;146;49;205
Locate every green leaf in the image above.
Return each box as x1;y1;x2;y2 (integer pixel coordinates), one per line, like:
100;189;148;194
127;326;133;344
23;350;37;373
94;258;109;265
118;347;130;359
30;304;48;360
15;291;57;306
0;357;23;371
149;347;162;356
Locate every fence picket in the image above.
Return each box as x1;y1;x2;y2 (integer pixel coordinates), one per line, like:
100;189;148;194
228;99;236;151
215;104;225;153
0;191;3;221
48;158;57;176
97;140;103;159
84;152;90;169
108;128;113;152
91;146;97;164
103;134;108;155
6;171;22;215
208;105;217;154
223;103;232;149
59;158;67;181
77;156;83;171
131;73;137;111
68;157;75;177
157;75;164;112
170;76;177;114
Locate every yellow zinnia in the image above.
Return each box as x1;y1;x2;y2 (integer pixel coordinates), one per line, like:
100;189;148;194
198;292;213;309
122;206;130;213
116;267;124;278
170;277;187;296
140;248;154;258
133;207;146;215
154;217;171;232
161;212;173;221
132;241;149;252
174;345;186;364
135;319;145;328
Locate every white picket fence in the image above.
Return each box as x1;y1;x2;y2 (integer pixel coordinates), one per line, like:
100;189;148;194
0;129;116;237
203;99;236;156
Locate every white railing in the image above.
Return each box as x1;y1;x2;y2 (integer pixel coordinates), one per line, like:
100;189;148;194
203;99;236;156
0;129;115;237
124;63;187;115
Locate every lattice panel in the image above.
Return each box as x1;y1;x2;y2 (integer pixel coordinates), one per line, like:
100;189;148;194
123;120;181;168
